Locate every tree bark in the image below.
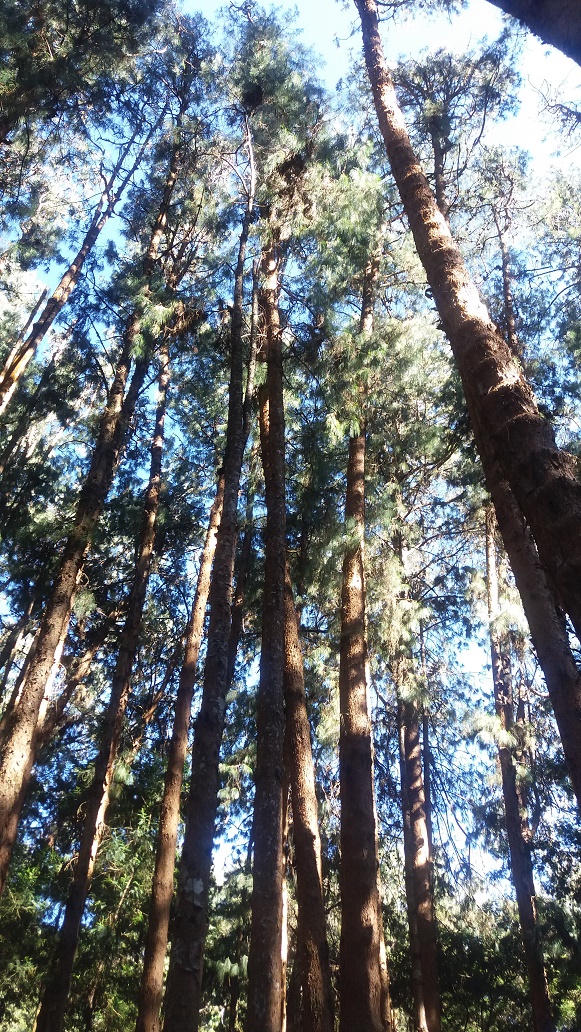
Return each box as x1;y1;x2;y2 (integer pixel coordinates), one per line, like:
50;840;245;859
0;140;181;895
339;429;385;1032
469;409;581;811
283;562;334;1032
486;0;581;67
162;135;255;1032
135;474;225;1032
0;123;156;414
354;0;581;643
34;345;170;1032
485;508;555;1032
397;690;441;1032
244;243;287;1032
338;261;391;1032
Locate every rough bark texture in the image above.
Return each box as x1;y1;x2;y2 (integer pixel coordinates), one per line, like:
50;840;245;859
486;0;581;67
283;563;334;1032
34;347;170;1032
339;262;391;1032
354;0;581;643
0;141;181;895
162;171;253;1032
245;245;286;1032
135;474;225;1032
338;428;385;1032
397;692;441;1032
485;509;555;1032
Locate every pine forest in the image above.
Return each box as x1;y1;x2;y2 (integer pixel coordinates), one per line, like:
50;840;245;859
2;0;581;1029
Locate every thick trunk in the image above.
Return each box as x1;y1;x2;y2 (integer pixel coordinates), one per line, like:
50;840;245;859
485;510;555;1032
162;163;253;1032
34;347;170;1032
284;563;334;1032
245;245;286;1032
486;0;581;67
0;127;152;414
0;140;181;895
355;0;581;642
397;693;441;1032
135;475;225;1032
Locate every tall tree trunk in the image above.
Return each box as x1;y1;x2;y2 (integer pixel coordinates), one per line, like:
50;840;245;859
162;128;255;1032
397;687;441;1032
354;0;581;643
244;242;287;1032
283;561;334;1032
472;415;581;810
339;262;390;1032
135;474;225;1032
486;0;581;67
0;123;157;414
492;213;520;360
485;508;555;1032
0;335;148;895
0;141;181;895
33;346;171;1032
338;429;385;1032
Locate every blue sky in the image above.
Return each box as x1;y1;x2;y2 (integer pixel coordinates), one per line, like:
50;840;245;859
188;0;581;173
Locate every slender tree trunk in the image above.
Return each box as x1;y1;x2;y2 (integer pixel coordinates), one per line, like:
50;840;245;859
35;617;116;752
0;336;148;895
162;135;255;1031
485;508;555;1032
286;921;304;1032
354;0;581;642
471;413;581;810
339;430;385;1032
493;214;520;359
283;562;334;1032
0;125;153;414
244;243;287;1032
397;688;441;1032
0;141;181;894
397;699;426;1032
339;262;390;1032
33;346;171;1032
485;0;581;67
0;600;35;703
135;474;225;1032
